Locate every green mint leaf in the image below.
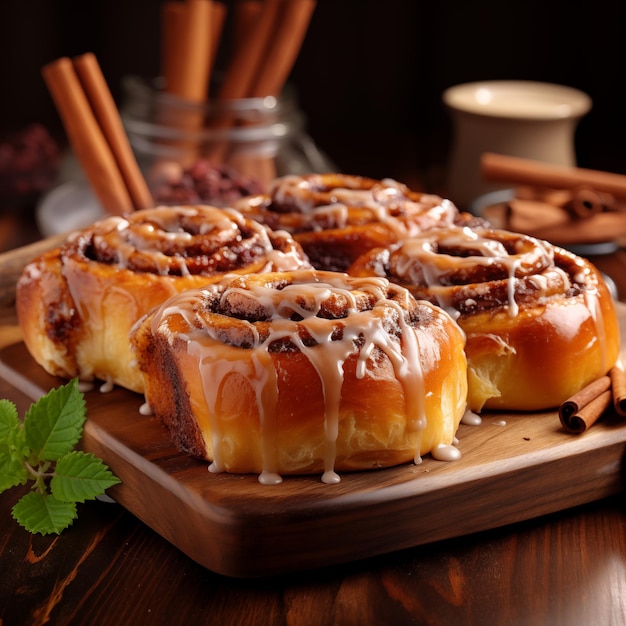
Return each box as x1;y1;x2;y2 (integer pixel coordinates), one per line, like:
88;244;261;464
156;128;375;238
0;401;28;492
51;450;121;503
0;400;29;462
3;380;121;536
0;444;28;491
0;398;20;440
12;490;77;535
24;379;86;461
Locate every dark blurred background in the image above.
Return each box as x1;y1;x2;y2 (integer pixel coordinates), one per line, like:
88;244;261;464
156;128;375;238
1;0;625;197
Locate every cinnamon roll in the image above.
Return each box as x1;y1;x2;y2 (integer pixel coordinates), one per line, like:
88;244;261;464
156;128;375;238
348;226;620;412
16;205;311;393
234;173;481;272
130;270;468;482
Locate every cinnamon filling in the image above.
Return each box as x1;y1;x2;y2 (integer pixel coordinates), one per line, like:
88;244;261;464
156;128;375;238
67;205;309;277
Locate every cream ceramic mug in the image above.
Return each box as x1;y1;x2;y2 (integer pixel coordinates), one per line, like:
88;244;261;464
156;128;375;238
443;80;592;208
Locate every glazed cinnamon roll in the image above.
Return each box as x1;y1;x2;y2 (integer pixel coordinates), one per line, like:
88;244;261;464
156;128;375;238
348;226;620;412
16;205;311;393
130;270;468;482
234;173;480;271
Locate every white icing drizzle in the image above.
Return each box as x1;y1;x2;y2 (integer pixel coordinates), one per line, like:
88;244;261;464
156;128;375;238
150;272;429;483
74;205;310;276
99;376;114;393
393;226;557;318
139;401;153;416
461;407;482;426
581;266;610;370
431;443;461;462
264;174;459;235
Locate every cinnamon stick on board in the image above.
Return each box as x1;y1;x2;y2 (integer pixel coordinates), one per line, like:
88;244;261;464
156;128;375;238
481;152;626;201
42;55;152;215
558;375;612;433
610;361;626;417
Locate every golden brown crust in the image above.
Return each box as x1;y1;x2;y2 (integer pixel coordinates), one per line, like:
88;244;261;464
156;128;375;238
130;270;468;481
234;173;474;271
16;205;311;393
347;226;621;411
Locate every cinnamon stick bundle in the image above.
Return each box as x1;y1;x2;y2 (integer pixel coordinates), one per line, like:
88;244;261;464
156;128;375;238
157;0;317;184
42;53;153;215
214;0;317;182
559;363;626;433
559;376;612;434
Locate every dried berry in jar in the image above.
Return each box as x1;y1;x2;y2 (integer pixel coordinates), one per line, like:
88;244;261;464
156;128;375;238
149;158;265;207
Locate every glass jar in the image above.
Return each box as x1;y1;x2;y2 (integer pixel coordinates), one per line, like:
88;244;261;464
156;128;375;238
119;76;335;205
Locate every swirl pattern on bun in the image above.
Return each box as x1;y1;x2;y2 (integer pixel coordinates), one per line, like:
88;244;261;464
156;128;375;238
348;226;620;411
235;173;479;271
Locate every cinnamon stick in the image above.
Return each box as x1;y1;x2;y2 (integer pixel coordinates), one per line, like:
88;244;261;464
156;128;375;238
232;0;263;53
206;0;284;167
166;0;215;102
73;53;153;211
161;1;188;91
481;152;626;201
42;57;136;215
217;0;283;101
559;375;611;433
208;0;227;81
610;361;626;417
563;187;607;219
249;0;317;97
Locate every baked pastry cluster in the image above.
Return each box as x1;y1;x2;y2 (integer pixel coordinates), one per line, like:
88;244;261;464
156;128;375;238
16;173;621;483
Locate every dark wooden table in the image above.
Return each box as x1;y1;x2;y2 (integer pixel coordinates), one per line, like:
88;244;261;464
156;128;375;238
2;210;626;626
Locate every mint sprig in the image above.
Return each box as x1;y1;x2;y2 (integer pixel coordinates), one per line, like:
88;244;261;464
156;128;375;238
0;379;120;535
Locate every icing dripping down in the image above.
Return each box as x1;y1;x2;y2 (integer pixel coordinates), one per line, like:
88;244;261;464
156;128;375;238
149;271;438;484
99;376;114;393
431;443;462;462
461;407;482;426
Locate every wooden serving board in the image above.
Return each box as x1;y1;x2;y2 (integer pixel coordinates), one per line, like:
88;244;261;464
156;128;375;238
2;240;626;578
3;325;626;578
